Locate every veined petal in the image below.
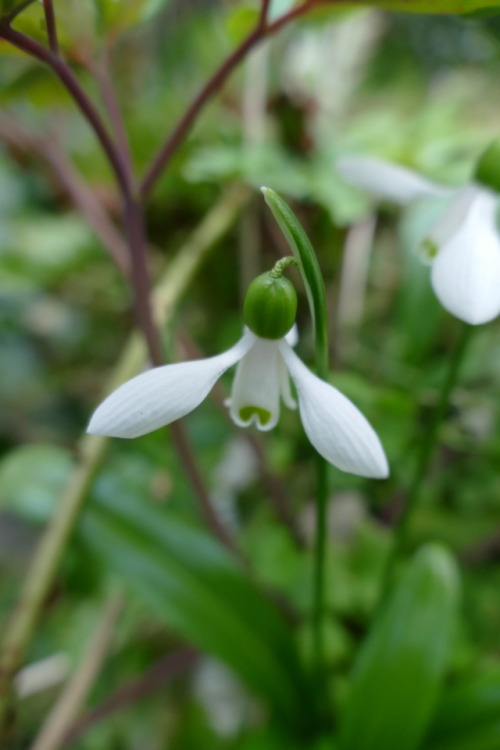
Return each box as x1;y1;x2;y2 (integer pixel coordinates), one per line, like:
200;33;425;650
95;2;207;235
87;333;254;438
227;338;282;432
279;341;389;478
336;156;451;205
430;187;500;325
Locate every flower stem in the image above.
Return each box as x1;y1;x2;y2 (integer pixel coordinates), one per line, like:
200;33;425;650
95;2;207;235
312;298;330;682
42;0;59;56
382;322;474;597
312;454;329;675
270;256;298;278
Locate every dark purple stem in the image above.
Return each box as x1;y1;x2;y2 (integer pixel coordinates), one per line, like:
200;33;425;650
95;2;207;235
42;0;59;55
0;24;130;196
63;649;198;746
122;195;164;363
3;0;36;23
140;0;320;198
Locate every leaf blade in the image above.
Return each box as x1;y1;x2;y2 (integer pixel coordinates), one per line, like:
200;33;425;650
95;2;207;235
261;187;328;377
81;493;313;730
339;544;461;750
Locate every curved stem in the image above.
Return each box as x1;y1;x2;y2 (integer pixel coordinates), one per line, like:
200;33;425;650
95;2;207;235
140;0;320;198
0;25;130;196
42;0;59;55
382;322;474;597
122;195;163;364
3;0;37;23
312;455;329;674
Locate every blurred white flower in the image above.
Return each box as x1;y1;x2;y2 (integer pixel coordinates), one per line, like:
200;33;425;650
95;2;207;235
88;328;388;479
336;156;500;325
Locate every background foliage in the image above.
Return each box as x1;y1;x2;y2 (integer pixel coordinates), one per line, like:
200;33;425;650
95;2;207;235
2;1;500;748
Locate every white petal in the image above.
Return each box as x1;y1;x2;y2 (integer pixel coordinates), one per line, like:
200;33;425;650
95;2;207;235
227;338;282;432
336;156;451;205
285;324;299;348
87;333;254;438
278;356;297;410
279;342;389;478
430;187;500;325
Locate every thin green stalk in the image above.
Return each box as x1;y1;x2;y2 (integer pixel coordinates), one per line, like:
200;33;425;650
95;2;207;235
312;455;329;672
312;298;330;679
382;322;474;598
260;187;330;679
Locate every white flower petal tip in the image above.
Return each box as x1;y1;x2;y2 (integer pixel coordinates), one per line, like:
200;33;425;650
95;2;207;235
87;333;254;439
430;188;500;325
335;156;451;205
228;338;283;433
279;342;389;479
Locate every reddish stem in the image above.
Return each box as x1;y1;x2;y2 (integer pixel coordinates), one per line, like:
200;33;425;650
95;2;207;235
140;0;320;198
0;24;131;196
42;0;59;55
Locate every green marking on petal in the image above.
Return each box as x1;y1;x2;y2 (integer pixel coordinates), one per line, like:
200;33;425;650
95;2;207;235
239;406;271;426
420;237;439;264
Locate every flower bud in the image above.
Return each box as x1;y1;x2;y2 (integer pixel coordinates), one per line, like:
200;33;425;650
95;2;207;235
475;138;500;193
243;272;297;339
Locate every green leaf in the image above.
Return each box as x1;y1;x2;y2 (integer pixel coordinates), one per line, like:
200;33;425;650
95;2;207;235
424;667;500;750
338;544;461;750
261;187;328;378
81;492;313;731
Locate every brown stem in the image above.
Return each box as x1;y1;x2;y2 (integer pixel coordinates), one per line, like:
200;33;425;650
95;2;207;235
0;112;129;275
140;0;320;198
3;0;36;23
88;49;135;188
122;195;163;365
178;333;305;548
30;594;124;750
169;422;242;557
0;19;242;557
42;0;59;55
261;0;272;22
62;649;198;746
0;25;130;196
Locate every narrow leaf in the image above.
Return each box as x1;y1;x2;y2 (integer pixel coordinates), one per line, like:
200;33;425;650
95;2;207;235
261;187;328;378
339;544;460;750
81;493;313;731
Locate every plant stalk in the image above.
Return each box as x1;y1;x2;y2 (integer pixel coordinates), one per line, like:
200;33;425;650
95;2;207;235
382;322;474;597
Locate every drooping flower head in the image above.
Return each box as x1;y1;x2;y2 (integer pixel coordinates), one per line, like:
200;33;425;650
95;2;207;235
88;261;389;479
336;142;500;326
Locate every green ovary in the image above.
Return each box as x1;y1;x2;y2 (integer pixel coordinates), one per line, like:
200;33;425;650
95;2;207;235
239;406;271;425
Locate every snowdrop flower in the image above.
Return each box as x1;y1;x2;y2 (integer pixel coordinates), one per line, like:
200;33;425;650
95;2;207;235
88;267;388;479
336;148;500;325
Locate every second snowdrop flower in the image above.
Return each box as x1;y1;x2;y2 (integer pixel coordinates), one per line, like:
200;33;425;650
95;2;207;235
88;261;389;479
336;142;500;326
